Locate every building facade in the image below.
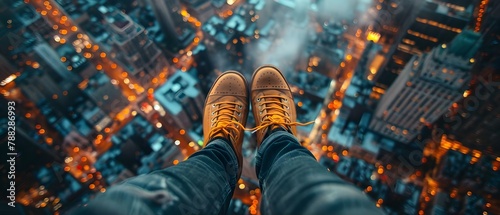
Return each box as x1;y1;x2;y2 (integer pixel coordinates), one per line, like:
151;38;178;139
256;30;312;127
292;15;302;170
106;10;169;89
370;30;482;143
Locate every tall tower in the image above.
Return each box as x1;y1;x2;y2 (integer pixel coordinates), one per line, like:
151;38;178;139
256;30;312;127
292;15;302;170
376;0;475;88
150;0;181;38
370;30;482;143
16;43;82;108
150;0;193;48
154;71;204;130
105;10;169;89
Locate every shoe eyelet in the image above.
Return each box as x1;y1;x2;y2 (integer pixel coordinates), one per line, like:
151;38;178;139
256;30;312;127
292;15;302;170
238;112;241;116
212;112;215;115
286;106;289;109
239;105;242;109
212;104;216;107
211;118;216;122
257;98;261;102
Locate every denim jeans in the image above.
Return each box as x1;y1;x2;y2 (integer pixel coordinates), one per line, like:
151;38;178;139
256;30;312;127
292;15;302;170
73;132;383;215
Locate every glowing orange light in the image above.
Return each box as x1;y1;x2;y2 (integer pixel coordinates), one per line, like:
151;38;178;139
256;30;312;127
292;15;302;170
378;168;384;174
342;150;348;156
73;147;80;152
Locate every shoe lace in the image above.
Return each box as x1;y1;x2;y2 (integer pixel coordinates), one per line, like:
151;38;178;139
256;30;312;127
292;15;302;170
208;101;246;142
250;95;313;134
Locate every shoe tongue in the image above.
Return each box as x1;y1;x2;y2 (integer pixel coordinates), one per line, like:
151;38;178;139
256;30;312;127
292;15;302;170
216;103;236;127
263;90;286;119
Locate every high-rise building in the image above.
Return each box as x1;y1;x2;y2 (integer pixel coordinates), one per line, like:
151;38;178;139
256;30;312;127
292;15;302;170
83;72;128;117
376;0;475;89
17;43;81;107
56;44;97;80
0;0;52;76
150;0;194;49
181;0;216;23
154;71;204;130
0;0;53;42
370;30;482;144
105;10;169;88
440;2;500;156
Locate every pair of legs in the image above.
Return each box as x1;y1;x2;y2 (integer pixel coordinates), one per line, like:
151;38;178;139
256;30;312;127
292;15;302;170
74;66;383;215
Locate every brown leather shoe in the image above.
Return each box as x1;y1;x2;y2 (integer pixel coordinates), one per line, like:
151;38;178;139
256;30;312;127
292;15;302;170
203;71;248;178
250;65;311;146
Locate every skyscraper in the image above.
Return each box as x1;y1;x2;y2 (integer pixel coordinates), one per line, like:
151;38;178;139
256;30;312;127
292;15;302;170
17;43;81;108
376;0;475;89
83;72;128;117
105;10;169;89
440;2;500;155
370;30;482;144
0;0;52;79
150;0;194;49
154;71;204;130
181;0;215;23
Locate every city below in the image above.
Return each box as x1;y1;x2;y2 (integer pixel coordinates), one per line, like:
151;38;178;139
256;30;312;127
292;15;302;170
0;0;499;214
